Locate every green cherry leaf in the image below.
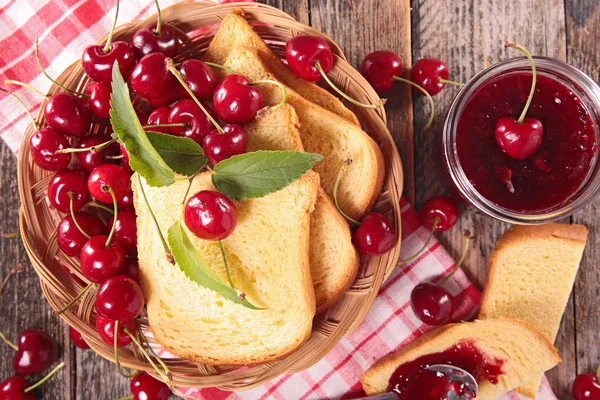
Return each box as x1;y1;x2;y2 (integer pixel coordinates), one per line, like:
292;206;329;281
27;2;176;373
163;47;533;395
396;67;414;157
167;220;264;310
145;131;207;177
211;150;323;200
109;62;175;187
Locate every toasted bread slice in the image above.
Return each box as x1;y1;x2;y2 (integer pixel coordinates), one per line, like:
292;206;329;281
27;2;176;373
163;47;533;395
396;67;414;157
361;318;561;399
205;9;360;126
132;171;319;365
244;104;359;312
216;47;384;220
480;224;588;398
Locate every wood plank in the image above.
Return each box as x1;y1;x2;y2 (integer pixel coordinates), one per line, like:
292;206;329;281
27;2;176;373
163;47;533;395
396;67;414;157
263;0;310;25
566;0;600;382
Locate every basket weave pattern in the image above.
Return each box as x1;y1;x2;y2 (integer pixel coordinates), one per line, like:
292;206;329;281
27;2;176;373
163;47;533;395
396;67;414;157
18;1;404;390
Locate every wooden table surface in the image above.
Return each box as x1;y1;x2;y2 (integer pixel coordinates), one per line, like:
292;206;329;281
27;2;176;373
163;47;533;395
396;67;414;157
1;0;599;398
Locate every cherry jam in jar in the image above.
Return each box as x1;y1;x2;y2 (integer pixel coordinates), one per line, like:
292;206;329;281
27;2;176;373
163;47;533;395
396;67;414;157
442;57;600;223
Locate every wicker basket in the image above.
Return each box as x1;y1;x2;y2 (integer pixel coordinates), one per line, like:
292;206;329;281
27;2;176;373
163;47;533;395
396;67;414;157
18;1;404;391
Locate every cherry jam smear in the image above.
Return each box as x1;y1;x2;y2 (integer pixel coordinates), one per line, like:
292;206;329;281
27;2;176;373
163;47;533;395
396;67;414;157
456;72;597;212
388;341;503;400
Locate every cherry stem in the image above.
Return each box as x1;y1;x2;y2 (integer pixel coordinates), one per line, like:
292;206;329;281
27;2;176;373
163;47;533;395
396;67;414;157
143;123;186;129
332;159;360;226
24;361;65;393
53;283;94;315
105;187;118;247
118;396;134;400
69;193;90;239
55;138;117;154
153;0;162;35
0;88;38;131
437;231;472;287
596;363;600;382
104;0;120;53
218;240;235;290
113;321;136;379
35;37;85;96
315;61;384;109
505;42;536;124
392;76;434;132
438;77;465;87
123;327;171;385
398;217;440;264
137;174;174;264
204;62;238;74
0;264;25;298
137;322;170;376
4;79;48;100
249;80;287;114
0;330;18;351
106;154;124;160
165;58;224;134
87;201;114;213
1;232;20;238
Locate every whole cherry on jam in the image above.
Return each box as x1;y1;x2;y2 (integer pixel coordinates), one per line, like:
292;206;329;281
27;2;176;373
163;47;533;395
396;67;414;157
184;190;238;241
80;235;126;284
44;92;91;137
107;209;138;255
85;82;112;119
410;282;454;326
95;315;136;347
179;59;217;100
57;212;106;257
132;24;179;59
95;275;145;320
352;212;396;256
419;196;459;232
88;164;131;204
360;50;403;92
130;372;171;400
30;128;71;171
47;169;89;213
130;53;176;100
146;106;172;134
0;376;34;400
169;99;218;144
75;135;120;172
573;366;600;400
11;329;59;375
285;35;333;82
202;124;248;166
212;74;263;124
70;327;89;349
410;58;449;96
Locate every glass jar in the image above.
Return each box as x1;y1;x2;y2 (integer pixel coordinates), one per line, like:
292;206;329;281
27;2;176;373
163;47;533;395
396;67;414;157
441;57;600;224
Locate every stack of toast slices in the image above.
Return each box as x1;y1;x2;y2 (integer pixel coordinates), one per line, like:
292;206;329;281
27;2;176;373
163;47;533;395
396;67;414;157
133;10;385;364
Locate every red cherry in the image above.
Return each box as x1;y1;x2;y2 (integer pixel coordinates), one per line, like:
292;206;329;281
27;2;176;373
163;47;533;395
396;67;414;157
108;209;138;255
130;53;176;100
168;99;217;144
88;164;131;204
119;144;132;173
118;190;134;209
573;372;600;400
85;82;112;119
12;330;59;375
212;74;263;124
285;35;333;82
80;235;126;284
419;196;459;232
184;190;237;241
47;169;89;213
202;124;247;166
81;41;136;85
360;51;403;92
352;212;396;255
29;127;71;171
0;376;34;400
95;315;136;347
410;282;454;325
44;92;91;137
131;372;171;400
69;327;89;349
95;275;145;320
146;107;172;134
57;212;106;257
147;84;186;107
123;260;139;281
179;59;217;100
132;23;179;58
410;58;449;96
75;135;120;172
495;117;543;160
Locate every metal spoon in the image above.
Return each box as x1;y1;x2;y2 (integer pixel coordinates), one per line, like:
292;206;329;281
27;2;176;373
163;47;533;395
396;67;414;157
353;364;478;400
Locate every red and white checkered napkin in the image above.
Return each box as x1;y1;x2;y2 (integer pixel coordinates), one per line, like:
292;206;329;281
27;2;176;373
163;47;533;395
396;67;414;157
0;1;558;399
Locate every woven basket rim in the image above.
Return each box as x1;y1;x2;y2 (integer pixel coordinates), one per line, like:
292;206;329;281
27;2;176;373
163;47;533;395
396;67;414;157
17;1;404;391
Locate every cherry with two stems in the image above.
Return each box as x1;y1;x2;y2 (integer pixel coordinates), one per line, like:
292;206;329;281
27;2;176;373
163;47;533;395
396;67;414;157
419;195;459;232
130;372;171;400
573;363;600;400
0;362;65;400
495;43;543;160
132;0;179;58
57;211;106;257
70;327;90;349
81;0;136;85
47;169;89;213
0;329;59;375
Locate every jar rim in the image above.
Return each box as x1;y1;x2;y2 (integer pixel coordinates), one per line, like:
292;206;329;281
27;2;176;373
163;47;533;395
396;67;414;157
442;56;600;224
